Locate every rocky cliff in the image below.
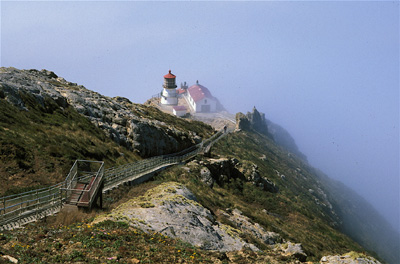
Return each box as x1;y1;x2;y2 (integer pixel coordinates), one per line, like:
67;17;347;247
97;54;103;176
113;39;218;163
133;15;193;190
0;67;396;263
0;67;211;158
94;181;308;260
236;107;307;161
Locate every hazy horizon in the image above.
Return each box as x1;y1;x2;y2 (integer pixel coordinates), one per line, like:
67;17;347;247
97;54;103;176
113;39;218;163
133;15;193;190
1;1;399;232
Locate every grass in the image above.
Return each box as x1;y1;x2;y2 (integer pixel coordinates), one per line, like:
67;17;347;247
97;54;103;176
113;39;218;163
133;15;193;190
150;130;371;262
130;103;214;140
0;217;294;264
0;92;140;196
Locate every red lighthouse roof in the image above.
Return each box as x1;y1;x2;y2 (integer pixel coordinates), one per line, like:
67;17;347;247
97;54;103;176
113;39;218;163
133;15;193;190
164;70;176;79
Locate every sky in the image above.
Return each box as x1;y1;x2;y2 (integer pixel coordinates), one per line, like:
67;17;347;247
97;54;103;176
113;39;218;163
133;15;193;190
1;1;399;231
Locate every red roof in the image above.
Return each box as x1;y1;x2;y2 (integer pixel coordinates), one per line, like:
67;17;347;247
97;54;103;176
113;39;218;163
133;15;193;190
173;105;187;111
164;70;176;79
187;84;214;102
176;88;187;95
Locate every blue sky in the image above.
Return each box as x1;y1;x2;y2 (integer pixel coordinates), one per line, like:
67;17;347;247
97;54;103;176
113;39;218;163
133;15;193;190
1;1;399;231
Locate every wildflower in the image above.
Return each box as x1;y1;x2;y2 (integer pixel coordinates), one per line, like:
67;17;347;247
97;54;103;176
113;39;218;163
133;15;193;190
177;250;181;253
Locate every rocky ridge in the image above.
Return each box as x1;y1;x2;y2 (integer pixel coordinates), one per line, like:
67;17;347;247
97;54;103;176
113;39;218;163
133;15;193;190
236;107;307;161
0;67;205;157
194;157;279;193
0;67;394;263
94;182;255;252
320;252;382;264
94;181;308;260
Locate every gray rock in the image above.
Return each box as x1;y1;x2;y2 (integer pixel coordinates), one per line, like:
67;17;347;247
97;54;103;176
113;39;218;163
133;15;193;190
95;182;256;252
284;242;307;262
0;67;203;157
235;106;269;135
220;208;282;245
200;167;214;188
320;253;382;264
275;242;307;262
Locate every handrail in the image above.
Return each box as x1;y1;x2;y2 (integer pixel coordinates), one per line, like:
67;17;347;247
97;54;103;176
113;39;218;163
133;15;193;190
0;129;227;230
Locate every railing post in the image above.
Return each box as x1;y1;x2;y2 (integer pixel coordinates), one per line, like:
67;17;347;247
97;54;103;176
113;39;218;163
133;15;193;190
19;196;23;227
60;186;63;208
35;189;38;221
1;197;5;224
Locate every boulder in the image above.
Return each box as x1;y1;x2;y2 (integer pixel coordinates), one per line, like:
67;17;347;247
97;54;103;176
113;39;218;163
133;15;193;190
200;167;214;188
320;252;382;264
235;107;269;135
275;242;307;262
219;208;282;245
94;182;257;252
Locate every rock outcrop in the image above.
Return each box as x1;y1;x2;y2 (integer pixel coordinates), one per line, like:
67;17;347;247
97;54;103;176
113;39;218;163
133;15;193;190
236;107;269;135
320;252;382;264
0;67;203;157
193;158;278;193
94;182;258;252
218;209;282;245
235;106;307;161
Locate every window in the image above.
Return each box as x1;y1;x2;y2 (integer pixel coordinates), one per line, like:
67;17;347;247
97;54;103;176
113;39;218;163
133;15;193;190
204;99;207;104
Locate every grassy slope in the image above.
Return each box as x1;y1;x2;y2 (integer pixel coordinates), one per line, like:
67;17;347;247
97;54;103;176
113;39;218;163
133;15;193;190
131;102;215;140
153;130;376;262
0;86;214;197
0;216;300;264
0;82;382;262
0;93;140;196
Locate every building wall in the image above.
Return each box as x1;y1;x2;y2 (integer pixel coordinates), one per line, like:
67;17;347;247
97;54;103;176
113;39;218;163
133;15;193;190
173;109;186;117
187;97;216;113
161;88;178;105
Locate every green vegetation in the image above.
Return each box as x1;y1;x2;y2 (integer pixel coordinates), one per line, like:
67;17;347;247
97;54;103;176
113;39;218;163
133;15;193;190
0;69;387;263
152;130;373;261
130;103;214;140
0;93;140;196
0;218;295;263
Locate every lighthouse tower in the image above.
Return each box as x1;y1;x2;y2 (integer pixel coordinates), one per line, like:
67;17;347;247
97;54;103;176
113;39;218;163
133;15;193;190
161;70;178;105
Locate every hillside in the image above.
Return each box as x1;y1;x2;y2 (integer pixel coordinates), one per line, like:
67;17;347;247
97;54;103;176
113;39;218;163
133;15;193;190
0;67;397;263
0;67;213;195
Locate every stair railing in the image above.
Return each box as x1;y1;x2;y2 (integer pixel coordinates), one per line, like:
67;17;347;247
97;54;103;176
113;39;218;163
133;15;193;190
0;129;227;230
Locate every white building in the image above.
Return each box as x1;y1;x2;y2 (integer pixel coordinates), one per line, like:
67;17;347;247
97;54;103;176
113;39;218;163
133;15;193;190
185;81;217;113
172;105;187;117
161;70;178;105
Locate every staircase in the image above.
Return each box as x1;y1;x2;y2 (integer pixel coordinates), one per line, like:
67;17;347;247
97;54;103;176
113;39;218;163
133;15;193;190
61;160;104;208
0;129;227;231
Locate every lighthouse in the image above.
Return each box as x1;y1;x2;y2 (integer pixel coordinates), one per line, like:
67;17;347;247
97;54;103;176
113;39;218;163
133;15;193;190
161;70;178;105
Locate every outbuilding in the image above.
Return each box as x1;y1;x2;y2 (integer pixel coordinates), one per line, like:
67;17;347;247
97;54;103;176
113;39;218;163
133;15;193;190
186;81;217;113
172;105;187;117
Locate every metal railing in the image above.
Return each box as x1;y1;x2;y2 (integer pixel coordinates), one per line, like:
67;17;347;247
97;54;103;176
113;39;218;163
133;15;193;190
0;183;64;230
60;160;105;208
103;130;226;191
0;129;227;230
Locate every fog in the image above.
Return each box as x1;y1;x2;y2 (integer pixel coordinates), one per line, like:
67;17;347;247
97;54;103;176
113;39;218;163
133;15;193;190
1;2;399;231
